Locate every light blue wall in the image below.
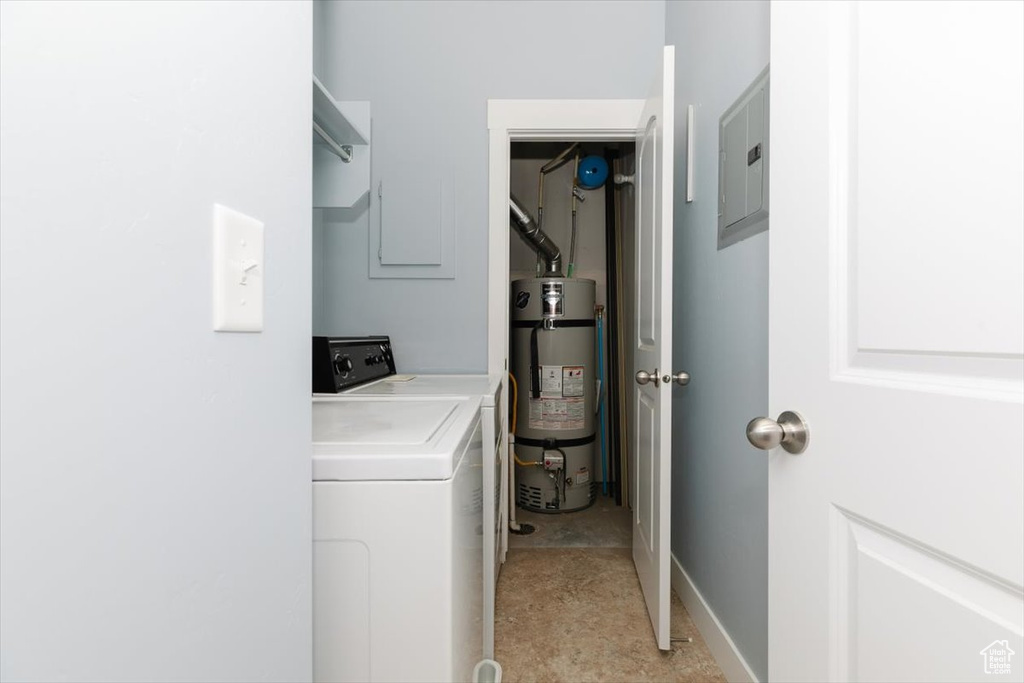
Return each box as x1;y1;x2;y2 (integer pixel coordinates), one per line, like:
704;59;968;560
666;1;770;679
315;0;665;372
0;2;313;680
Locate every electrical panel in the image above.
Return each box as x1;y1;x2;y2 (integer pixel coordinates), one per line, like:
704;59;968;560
718;66;770;249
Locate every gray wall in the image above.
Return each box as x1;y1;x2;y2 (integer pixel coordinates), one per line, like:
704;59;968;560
0;3;313;680
666;1;770;679
315;0;665;372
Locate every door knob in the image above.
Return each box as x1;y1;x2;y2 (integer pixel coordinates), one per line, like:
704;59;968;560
635;369;660;386
746;411;809;454
662;371;690;386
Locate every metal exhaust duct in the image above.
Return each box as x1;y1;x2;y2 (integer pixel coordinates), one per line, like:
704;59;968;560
509;193;563;277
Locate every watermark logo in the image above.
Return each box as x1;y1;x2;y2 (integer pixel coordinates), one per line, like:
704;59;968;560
980;640;1015;675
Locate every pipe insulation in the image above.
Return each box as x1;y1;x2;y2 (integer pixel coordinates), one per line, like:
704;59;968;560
510;193;563;277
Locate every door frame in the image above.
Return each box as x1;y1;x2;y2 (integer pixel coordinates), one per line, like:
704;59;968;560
487;99;642;376
485;97;642;594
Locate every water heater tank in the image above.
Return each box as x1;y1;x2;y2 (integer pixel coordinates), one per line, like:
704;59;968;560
511;278;596;512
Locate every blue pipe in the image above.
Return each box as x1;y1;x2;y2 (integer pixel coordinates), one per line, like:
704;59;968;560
596;308;608;496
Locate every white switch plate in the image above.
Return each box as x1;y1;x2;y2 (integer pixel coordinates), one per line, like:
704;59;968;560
213;204;264;332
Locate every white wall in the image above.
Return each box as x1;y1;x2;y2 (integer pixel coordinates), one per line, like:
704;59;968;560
0;3;313;681
666;1;770;680
315;0;665;372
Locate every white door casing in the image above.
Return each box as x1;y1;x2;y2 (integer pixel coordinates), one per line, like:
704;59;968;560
632;45;675;652
769;2;1024;681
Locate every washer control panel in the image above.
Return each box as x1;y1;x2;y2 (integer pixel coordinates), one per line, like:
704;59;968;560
312;336;396;393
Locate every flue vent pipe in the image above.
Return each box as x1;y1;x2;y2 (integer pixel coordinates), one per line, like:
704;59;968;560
509;193;563;277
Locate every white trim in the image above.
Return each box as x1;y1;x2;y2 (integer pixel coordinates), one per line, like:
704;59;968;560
671;553;759;683
486;123;510;379
487;99;643;135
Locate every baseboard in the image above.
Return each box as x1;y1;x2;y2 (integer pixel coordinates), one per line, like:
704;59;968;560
671;553;759;683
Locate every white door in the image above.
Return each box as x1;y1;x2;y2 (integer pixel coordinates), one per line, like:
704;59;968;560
767;2;1024;680
632;44;675;651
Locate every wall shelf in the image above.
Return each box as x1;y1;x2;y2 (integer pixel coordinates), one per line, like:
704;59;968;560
313;75;371;209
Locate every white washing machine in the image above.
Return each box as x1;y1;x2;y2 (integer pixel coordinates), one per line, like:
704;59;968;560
336;373;507;658
312;394;483;683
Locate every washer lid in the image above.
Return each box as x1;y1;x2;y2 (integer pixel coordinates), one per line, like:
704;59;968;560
312;396;481;481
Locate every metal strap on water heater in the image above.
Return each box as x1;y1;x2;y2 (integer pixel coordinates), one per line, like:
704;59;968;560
511;319;598;328
512;318;596;399
514;433;597;449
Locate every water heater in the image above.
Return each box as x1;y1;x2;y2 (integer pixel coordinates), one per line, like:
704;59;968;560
511;277;596;512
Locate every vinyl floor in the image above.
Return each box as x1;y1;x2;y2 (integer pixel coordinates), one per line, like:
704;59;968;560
495;498;727;682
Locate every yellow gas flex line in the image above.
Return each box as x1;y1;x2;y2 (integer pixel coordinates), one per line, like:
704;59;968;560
508;372;541;467
509;371;517;432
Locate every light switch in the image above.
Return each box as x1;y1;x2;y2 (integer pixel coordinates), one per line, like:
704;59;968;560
213;204;264;332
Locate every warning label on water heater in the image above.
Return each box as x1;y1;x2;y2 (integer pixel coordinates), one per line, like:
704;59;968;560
561;366;584;397
528;397;585;430
540;366;563;396
529;365;586;430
